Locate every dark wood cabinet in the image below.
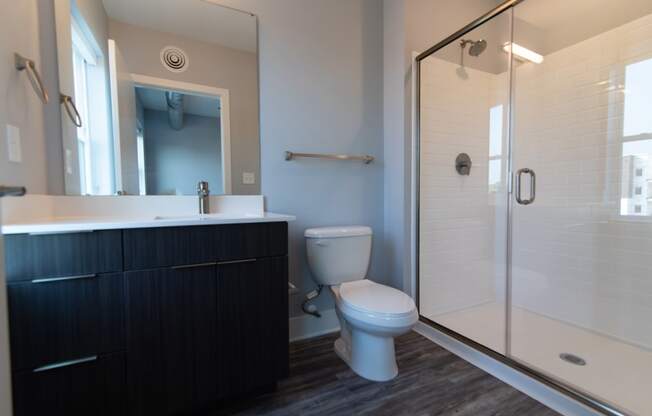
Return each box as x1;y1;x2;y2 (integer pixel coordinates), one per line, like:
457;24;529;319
7;273;125;372
122;222;288;270
216;257;289;396
4;230;122;282
12;353;127;416
5;222;289;416
126;265;220;415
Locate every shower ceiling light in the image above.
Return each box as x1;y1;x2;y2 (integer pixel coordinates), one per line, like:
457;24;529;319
503;42;543;64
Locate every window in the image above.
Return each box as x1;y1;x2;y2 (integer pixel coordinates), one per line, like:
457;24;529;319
137;126;146;195
620;58;652;216
488;104;503;193
71;19;98;195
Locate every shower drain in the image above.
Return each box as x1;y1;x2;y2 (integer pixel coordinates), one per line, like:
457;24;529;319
559;353;586;366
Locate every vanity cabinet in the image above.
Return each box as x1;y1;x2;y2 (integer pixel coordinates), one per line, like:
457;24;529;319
4;221;289;416
126;265;221;415
12;353;127;416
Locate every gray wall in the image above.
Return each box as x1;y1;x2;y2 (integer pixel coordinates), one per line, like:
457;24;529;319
108;19;259;195
1;0;499;323
218;0;385;317
144;110;223;195
0;0;62;194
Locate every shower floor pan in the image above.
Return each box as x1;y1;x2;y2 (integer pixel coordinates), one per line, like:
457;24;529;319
431;302;650;415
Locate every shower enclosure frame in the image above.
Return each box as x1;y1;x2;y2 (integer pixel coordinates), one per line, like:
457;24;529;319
413;1;627;415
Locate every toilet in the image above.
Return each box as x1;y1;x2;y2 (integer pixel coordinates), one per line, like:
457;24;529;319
305;225;418;382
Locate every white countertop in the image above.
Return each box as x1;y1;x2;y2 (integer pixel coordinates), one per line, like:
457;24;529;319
1;212;295;235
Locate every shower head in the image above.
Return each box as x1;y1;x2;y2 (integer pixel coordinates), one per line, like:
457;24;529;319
460;39;487;57
469;39;487;56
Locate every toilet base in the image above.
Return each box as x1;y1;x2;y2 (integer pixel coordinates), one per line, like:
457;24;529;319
333;331;398;382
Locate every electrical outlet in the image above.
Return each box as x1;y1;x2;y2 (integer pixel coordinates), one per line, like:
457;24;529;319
242;172;255;185
6;124;22;162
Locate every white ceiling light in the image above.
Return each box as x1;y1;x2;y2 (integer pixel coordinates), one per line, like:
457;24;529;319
503;42;544;64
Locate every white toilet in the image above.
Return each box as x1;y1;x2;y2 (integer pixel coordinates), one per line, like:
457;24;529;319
305;225;418;382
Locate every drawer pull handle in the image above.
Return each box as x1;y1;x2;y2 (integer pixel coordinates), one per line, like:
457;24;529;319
33;355;98;373
31;274;97;284
28;230;94;236
171;262;217;270
217;258;257;265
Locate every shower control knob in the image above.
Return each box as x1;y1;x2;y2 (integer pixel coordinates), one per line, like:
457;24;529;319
455;153;472;175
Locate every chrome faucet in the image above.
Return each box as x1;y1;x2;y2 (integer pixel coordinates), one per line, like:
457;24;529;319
197;181;210;214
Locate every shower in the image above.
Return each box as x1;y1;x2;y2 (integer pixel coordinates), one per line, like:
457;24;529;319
416;0;652;414
460;38;487;57
457;39;486;78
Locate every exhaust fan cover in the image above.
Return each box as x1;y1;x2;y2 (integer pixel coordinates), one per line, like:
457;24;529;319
160;46;189;73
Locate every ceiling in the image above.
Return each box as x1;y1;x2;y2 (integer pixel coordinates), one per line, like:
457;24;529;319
515;0;652;55
136;87;221;118
102;0;256;53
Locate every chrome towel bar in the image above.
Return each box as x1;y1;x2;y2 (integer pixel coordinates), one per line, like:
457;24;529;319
285;151;374;164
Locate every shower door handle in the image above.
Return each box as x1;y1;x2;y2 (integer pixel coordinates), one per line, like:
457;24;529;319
515;168;536;205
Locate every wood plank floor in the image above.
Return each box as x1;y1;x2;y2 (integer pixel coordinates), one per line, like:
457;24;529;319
213;331;559;416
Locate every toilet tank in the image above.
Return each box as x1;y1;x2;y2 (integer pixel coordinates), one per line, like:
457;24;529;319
305;226;372;286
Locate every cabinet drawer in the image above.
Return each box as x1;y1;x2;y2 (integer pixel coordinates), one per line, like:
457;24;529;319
4;230;122;282
123;222;288;270
12;352;126;416
7;273;125;371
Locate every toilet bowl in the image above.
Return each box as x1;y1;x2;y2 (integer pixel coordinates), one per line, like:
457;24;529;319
305;226;418;382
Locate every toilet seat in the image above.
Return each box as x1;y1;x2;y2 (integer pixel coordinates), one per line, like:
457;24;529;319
336;280;417;328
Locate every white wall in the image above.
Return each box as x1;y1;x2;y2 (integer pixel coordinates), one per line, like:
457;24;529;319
511;13;652;348
418;57;508;319
383;0;504;296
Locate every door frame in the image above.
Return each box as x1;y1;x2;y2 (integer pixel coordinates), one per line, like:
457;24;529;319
128;74;232;195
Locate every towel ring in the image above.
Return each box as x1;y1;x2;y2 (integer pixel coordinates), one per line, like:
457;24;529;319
15;53;49;104
60;94;82;127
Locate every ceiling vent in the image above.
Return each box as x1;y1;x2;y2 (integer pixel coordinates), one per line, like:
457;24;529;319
160;46;189;73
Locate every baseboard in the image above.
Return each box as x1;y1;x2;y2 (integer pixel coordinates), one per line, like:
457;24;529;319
413;322;600;416
289;308;340;342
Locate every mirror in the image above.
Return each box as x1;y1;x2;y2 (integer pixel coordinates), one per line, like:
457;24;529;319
54;0;259;196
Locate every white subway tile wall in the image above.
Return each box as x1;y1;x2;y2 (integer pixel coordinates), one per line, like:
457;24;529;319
419;55;509;352
512;12;652;350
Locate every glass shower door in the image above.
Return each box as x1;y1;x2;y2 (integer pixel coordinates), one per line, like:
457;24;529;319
418;10;512;354
509;1;652;414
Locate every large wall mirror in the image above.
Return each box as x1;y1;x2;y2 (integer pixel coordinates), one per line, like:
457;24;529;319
54;0;259;196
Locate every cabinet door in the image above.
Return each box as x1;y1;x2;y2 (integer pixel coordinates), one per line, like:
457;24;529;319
12;352;126;416
126;265;219;415
216;256;289;396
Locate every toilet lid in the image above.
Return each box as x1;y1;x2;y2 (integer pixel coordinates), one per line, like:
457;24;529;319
339;280;415;316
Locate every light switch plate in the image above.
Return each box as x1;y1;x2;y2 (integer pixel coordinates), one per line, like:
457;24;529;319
65;148;73;174
6;124;22;163
242;172;255;185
